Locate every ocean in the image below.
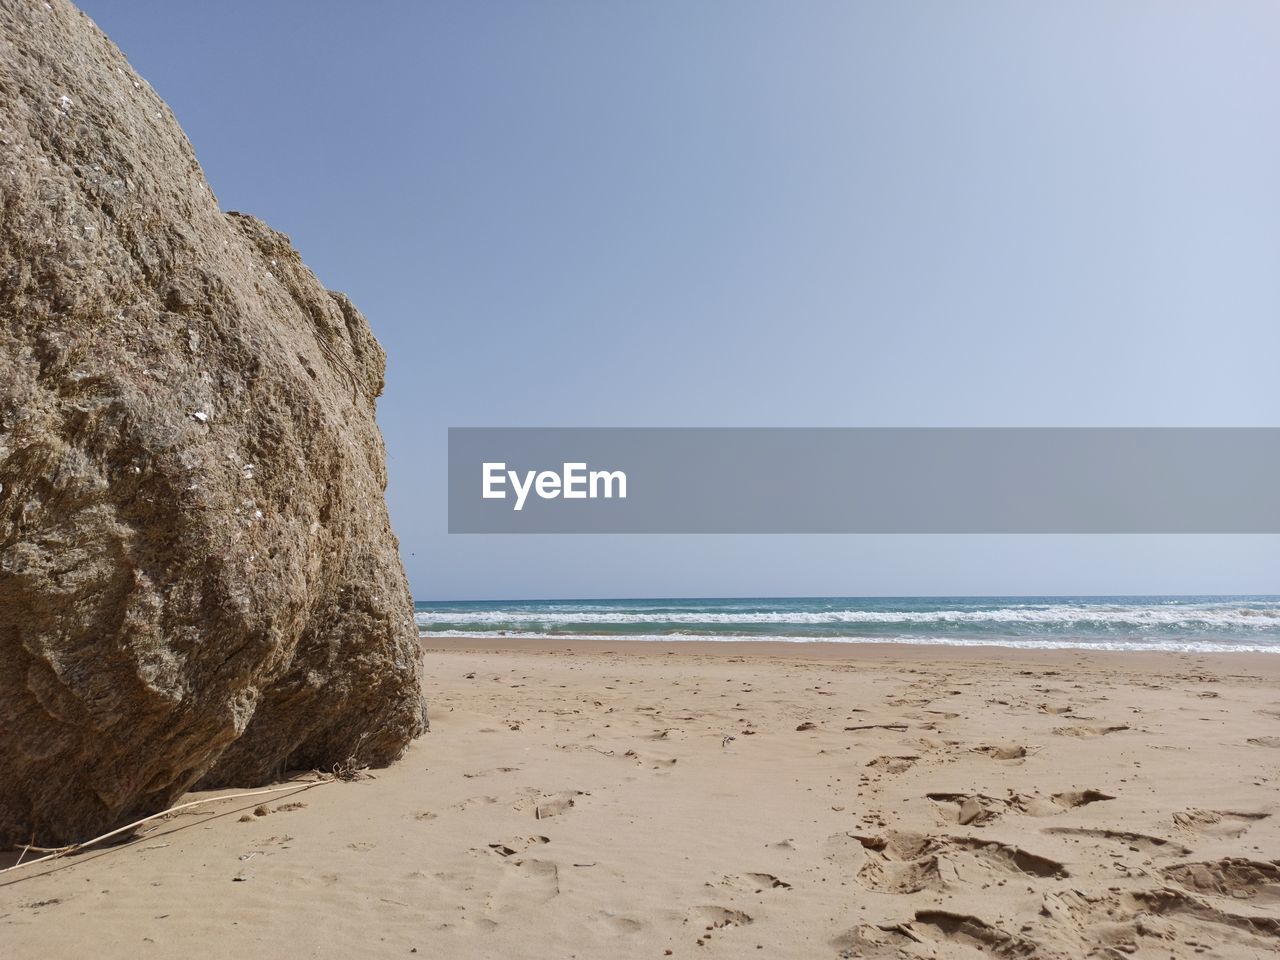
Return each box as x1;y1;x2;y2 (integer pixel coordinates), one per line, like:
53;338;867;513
414;595;1280;654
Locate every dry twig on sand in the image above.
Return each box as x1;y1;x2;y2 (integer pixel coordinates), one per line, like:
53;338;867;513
0;777;337;877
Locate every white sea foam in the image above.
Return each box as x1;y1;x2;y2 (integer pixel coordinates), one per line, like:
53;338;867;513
416;629;1280;654
414;604;1280;630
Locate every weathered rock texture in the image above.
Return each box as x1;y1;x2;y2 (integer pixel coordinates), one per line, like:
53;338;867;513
0;0;427;846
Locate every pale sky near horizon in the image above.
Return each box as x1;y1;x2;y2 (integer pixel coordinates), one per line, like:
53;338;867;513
78;1;1280;600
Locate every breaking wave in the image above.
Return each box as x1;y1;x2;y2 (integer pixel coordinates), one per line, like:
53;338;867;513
413;596;1280;652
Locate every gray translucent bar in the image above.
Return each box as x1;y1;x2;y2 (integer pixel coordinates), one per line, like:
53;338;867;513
448;428;1280;533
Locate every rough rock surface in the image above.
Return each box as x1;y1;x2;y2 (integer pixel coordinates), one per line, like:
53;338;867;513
0;0;426;846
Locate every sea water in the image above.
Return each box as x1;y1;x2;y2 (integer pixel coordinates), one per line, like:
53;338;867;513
414;595;1280;653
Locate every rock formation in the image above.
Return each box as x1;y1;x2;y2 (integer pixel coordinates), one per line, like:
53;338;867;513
0;0;427;846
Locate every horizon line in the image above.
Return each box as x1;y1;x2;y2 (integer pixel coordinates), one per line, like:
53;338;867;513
412;592;1280;604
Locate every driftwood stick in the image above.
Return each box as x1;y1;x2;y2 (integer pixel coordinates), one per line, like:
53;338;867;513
0;778;330;877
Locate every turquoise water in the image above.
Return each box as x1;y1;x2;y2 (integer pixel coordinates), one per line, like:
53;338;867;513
414;595;1280;653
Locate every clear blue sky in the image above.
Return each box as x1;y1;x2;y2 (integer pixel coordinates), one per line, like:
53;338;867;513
79;1;1280;599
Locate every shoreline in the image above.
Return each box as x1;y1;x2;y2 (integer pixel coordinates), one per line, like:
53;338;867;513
419;633;1280;675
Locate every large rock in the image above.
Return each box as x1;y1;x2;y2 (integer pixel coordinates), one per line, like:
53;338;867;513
0;0;426;846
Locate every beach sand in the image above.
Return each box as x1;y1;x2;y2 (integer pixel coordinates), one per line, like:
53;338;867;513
3;639;1279;958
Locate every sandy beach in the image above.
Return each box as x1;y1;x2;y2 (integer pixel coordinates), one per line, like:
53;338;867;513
2;639;1278;958
5;3;1278;959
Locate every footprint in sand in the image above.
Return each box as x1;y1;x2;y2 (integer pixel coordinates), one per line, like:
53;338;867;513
929;789;1114;825
720;872;792;893
830;923;920;959
972;743;1031;761
623;750;677;769
490;858;560;910
853;831;1069;894
644;727;684;741
592;912;643;935
1130;887;1280;936
822;833;867;867
914;736;960;753
866;755;920;774
941;837;1069;879
487;836;550;857
453;795;499;812
534;790;584;820
1042;826;1192;857
1041;886;1280;956
1163;859;1280;902
1047;788;1116;811
908;910;1039;958
853;834;946;894
686;905;753;929
917;708;960;721
462;766;521;779
1053;723;1130;738
926;793;1004;826
1172;808;1271;839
